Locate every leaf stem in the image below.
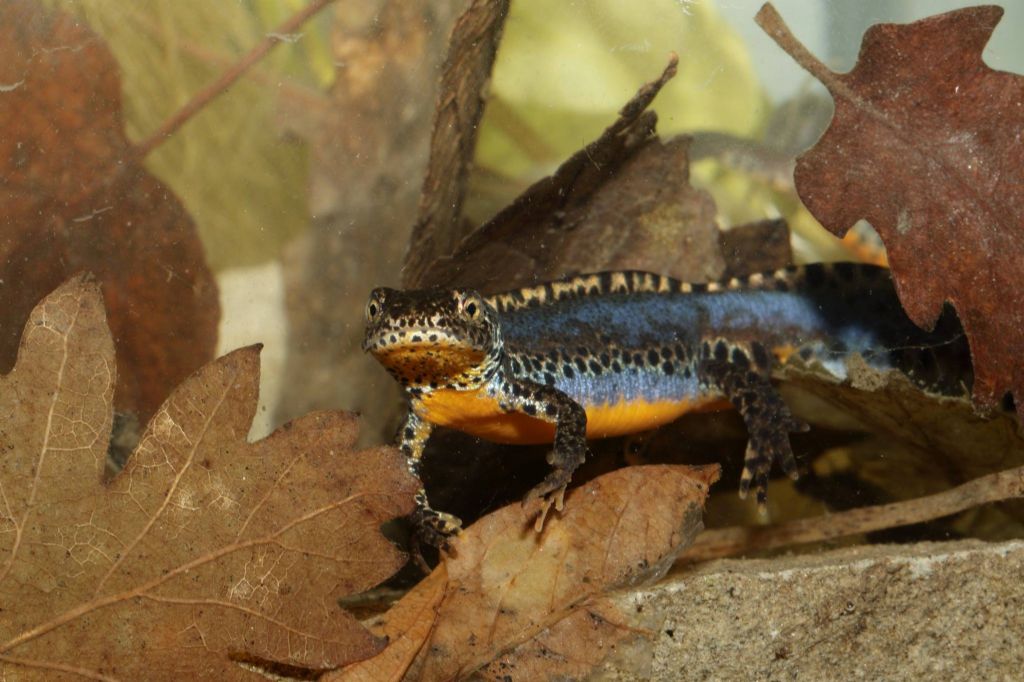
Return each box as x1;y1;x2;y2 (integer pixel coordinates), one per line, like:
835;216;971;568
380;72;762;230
0;654;116;681
755;3;839;87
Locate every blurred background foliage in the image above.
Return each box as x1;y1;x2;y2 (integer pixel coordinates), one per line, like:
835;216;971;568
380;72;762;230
50;0;336;271
474;0;762;177
51;0;843;275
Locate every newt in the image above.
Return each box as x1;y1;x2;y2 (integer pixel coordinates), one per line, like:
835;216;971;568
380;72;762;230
362;263;969;547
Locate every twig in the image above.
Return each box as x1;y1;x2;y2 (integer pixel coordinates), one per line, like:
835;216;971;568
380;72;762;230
127;7;326;112
132;0;335;159
678;463;1024;564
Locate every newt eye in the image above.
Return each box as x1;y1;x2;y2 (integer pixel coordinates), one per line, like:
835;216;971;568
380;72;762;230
365;298;381;322
457;293;483;319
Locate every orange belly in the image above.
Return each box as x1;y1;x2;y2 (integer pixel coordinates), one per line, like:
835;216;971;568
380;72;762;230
417;387;730;445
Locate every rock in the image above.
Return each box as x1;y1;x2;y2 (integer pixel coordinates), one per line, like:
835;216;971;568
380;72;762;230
597;540;1024;680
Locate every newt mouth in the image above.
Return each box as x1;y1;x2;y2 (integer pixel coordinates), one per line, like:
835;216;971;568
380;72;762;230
362;327;471;354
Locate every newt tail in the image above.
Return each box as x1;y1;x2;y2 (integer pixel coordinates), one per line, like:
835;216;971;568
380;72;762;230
363;263;970;548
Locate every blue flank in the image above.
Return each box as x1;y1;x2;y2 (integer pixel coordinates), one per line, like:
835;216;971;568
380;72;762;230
495;289;908;407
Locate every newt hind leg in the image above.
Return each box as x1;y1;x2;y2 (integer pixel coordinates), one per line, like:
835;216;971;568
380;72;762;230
699;340;808;508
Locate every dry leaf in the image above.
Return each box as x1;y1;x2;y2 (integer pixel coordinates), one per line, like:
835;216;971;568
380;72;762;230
759;4;1024;418
413;56;727;292
421;463;716;679
336;464;717;680
0;277;417;678
0;0;219;423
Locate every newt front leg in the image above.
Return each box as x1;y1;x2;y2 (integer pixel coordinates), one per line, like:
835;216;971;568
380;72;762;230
504;378;590;513
399;408;463;549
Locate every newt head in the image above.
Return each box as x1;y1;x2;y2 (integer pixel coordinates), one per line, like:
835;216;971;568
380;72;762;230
362;286;503;391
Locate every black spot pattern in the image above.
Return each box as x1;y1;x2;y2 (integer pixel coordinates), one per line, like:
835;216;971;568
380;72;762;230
751;342;771;372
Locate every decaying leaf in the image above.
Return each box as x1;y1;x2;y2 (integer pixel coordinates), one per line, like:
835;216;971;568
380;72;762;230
0;0;219;423
0;277;417;678
334;464;717;680
415;55;730;292
759;4;1024;418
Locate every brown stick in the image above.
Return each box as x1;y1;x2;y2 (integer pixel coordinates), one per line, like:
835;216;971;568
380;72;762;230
127;8;326;112
132;0;335;159
678;463;1024;564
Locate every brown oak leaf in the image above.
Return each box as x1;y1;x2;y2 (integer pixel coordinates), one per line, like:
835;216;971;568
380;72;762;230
332;464;718;681
758;4;1024;418
0;277;417;679
0;0;219;423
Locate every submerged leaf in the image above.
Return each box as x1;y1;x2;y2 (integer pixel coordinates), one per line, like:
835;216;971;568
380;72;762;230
475;598;644;681
403;0;512;288
331;567;449;682
0;0;219;422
